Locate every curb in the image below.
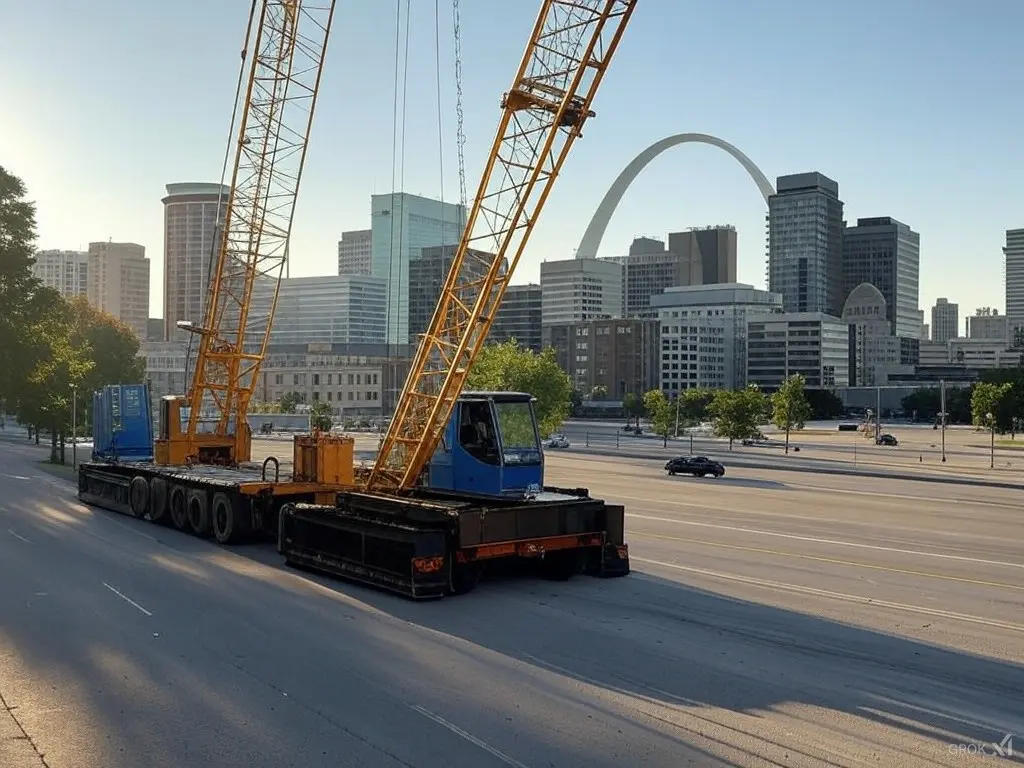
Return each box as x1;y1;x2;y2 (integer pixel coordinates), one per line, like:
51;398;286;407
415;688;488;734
559;446;1024;492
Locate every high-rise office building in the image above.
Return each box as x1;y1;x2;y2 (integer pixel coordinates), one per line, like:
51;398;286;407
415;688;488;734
489;284;543;352
407;244;497;344
841;216;921;339
338;229;372;276
1004;228;1024;341
931;298;959;343
370;193;467;345
249;275;387;346
87;241;150;339
540;257;623;326
668;226;738;285
162;182;230;341
967;308;1009;342
31;249;89;298
602;227;738;317
767;172;845;316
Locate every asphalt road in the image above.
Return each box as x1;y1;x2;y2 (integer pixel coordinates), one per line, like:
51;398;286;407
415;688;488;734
2;440;1023;767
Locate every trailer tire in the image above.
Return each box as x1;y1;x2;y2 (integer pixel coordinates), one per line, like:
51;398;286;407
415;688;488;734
542;550;585;581
187;489;212;537
128;476;149;519
447;560;482;596
149;477;168;523
211;492;239;545
169;485;188;531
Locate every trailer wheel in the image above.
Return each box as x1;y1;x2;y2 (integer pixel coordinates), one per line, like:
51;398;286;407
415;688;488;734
149;477;168;523
128;476;149;519
542;550;586;581
447;560;482;596
211;492;238;545
169;486;189;531
187;489;212;537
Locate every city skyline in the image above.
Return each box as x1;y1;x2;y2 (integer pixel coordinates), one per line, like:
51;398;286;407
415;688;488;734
3;1;1020;322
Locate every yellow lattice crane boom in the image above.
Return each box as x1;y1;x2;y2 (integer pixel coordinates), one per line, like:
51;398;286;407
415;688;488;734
156;0;336;467
367;0;638;491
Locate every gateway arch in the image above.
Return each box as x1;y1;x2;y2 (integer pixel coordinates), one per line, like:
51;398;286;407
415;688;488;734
575;133;775;260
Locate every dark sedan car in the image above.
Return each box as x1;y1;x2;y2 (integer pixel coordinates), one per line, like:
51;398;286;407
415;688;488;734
665;455;725;478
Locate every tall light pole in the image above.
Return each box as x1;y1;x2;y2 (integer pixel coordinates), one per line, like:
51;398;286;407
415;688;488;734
987;411;995;469
939;379;947;463
70;383;78;469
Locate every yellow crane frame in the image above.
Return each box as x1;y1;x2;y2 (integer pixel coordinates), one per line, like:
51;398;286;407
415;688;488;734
156;0;336;467
368;0;638;491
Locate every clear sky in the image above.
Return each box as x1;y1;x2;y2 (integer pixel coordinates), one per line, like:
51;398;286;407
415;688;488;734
2;0;1022;335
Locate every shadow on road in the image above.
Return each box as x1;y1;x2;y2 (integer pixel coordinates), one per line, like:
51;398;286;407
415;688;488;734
670;475;788;490
8;472;1024;766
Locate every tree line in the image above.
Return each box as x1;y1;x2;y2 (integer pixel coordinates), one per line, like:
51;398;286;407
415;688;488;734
1;166;144;462
636;374;813;452
901;366;1024;436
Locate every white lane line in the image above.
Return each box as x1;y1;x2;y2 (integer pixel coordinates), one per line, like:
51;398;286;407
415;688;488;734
2;474;31;481
102;582;153;617
633;559;1024;634
7;529;30;543
626;513;1024;570
409;704;528;768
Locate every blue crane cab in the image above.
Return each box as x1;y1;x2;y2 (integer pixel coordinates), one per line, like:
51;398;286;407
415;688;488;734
426;391;545;498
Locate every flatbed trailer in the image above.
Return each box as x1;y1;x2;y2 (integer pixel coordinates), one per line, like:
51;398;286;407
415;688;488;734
78;387;630;598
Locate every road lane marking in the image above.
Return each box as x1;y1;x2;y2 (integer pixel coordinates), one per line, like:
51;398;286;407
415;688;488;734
2;474;31;481
7;529;30;543
626;513;1024;570
629;531;1024;592
409;704;528;767
633;558;1024;633
102;582;153;616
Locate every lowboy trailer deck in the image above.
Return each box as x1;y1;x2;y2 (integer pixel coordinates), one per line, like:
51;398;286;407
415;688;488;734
79;385;629;598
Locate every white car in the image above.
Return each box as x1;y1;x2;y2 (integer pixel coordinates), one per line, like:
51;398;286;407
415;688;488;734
544;434;570;449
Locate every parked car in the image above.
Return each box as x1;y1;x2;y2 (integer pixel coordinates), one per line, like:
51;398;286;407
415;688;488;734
876;433;898;446
544;434;570;449
665;455;725;478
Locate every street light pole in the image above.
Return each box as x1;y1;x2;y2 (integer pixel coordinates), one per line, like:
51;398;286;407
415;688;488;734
71;384;78;470
939;379;947;463
988;411;995;469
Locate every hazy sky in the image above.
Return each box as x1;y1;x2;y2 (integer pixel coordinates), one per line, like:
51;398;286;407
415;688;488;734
3;0;1022;334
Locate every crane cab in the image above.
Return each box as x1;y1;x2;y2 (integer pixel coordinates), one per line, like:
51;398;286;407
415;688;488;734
426;392;544;497
154;394;251;466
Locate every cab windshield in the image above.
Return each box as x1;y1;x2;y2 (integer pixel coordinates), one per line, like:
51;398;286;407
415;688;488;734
493;400;541;464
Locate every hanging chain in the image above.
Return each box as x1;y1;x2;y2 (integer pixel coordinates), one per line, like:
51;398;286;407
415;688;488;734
452;0;467;209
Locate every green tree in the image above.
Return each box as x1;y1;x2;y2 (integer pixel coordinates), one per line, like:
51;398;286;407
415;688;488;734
642;389;673;446
466;340;571;438
621;391;644;428
309;400;333;431
770;374;812;454
971;381;1011;431
0;166;44;414
15;289;94;462
280;391;301;413
68;297;145;435
708;385;768;450
569;387;583;417
679;387;715;424
805;388;843;419
590;385;608;401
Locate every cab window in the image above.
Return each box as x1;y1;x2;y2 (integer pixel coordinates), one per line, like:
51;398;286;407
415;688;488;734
458;401;500;465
